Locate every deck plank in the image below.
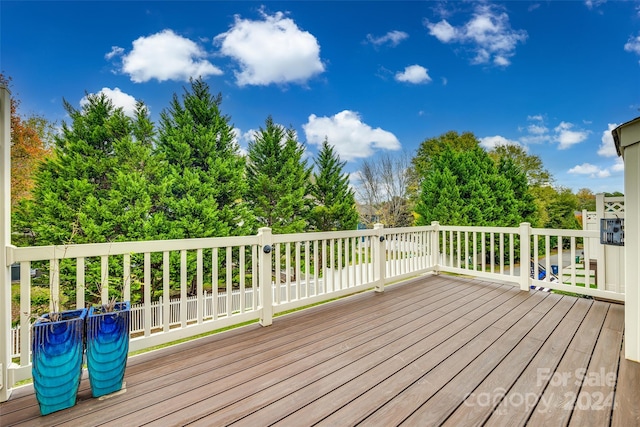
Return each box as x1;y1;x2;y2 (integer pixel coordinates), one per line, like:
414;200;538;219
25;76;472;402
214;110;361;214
302;289;549;426
146;282;512;426
262;283;521;427
361;292;562;426
6;277;453;426
516;300;611;426
0;275;634;427
442;296;592;427
57;278;480;426
401;295;576;426
568;303;624;426
611;342;640;427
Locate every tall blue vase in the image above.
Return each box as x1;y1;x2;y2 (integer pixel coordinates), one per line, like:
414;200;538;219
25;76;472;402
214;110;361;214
31;308;87;415
86;301;130;397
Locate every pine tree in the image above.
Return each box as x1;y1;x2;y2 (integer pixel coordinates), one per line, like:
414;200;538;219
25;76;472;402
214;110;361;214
28;93;159;245
21;94;161;305
156;78;250;239
246;116;310;234
309;139;358;231
415;143;538;227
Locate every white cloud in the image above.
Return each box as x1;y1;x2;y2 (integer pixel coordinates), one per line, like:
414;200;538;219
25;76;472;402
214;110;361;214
119;29;222;83
479;135;521;149
303;110;401;161
517;115;593;149
232;127;256;155
585;0;607;10
105;46;124;60
568;163;610;178
597;123;619;157
554;121;589;150
395;65;432;84
441;77;448;86
612;157;624;172
425;4;527;67
366;30;409;47
624;34;640;57
215;10;324;86
527;124;548;135
494;55;510;66
80;87;138;117
426;20;458;43
518;115;551;144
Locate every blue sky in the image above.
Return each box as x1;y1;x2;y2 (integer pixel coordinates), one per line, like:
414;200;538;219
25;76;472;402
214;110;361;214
2;1;639;194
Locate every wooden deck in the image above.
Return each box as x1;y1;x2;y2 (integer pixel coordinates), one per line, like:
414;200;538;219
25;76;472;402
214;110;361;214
2;275;639;426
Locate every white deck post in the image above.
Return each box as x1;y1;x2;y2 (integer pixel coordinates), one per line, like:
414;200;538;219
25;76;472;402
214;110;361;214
613;117;640;362
0;86;12;402
519;222;531;291
258;227;273;326
431;221;440;274
373;223;385;292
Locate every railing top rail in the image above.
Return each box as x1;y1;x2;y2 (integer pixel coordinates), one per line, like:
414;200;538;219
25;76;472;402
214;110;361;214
531;228;599;238
7;235;260;264
382;225;435;234
270;228;378;243
438;225;519;233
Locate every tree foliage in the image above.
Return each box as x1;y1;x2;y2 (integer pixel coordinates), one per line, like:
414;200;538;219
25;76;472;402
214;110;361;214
545;187;580;230
156;78;250;239
309;139;358;231
246;116;310;234
14;93;161;305
415;143;538;227
576;188;596;211
0;74;53;208
488;144;552;187
26;93;159;245
409;131;479;197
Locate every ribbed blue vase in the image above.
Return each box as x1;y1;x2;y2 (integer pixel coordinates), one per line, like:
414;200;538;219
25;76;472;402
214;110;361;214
31;308;87;415
86;302;130;397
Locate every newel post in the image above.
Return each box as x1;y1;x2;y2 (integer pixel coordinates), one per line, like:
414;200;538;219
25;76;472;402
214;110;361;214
373;223;385;293
257;227;273;326
519;222;531;292
431;221;440;274
0;85;11;401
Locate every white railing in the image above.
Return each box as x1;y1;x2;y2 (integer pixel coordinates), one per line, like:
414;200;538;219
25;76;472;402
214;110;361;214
2;222;625;396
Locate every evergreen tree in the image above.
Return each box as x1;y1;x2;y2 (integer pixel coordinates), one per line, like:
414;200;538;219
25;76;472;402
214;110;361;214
27;93;159;245
156;78;250;238
21;94;160;306
408;131;479;202
246;116;310;233
415;144;538;227
309;139;358;231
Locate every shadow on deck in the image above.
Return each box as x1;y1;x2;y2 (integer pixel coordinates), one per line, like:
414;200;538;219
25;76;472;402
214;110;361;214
1;274;639;426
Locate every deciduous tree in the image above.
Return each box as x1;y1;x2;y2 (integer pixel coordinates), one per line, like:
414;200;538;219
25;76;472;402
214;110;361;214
0;74;53;208
356;152;413;227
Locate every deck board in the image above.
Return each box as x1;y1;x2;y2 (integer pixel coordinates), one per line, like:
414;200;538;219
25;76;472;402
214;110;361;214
1;274;638;427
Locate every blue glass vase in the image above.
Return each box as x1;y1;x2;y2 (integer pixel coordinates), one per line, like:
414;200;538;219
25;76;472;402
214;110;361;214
31;308;87;415
86;301;130;397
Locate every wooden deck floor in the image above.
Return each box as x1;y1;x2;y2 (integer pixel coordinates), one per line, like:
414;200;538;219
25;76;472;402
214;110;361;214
2;275;639;426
